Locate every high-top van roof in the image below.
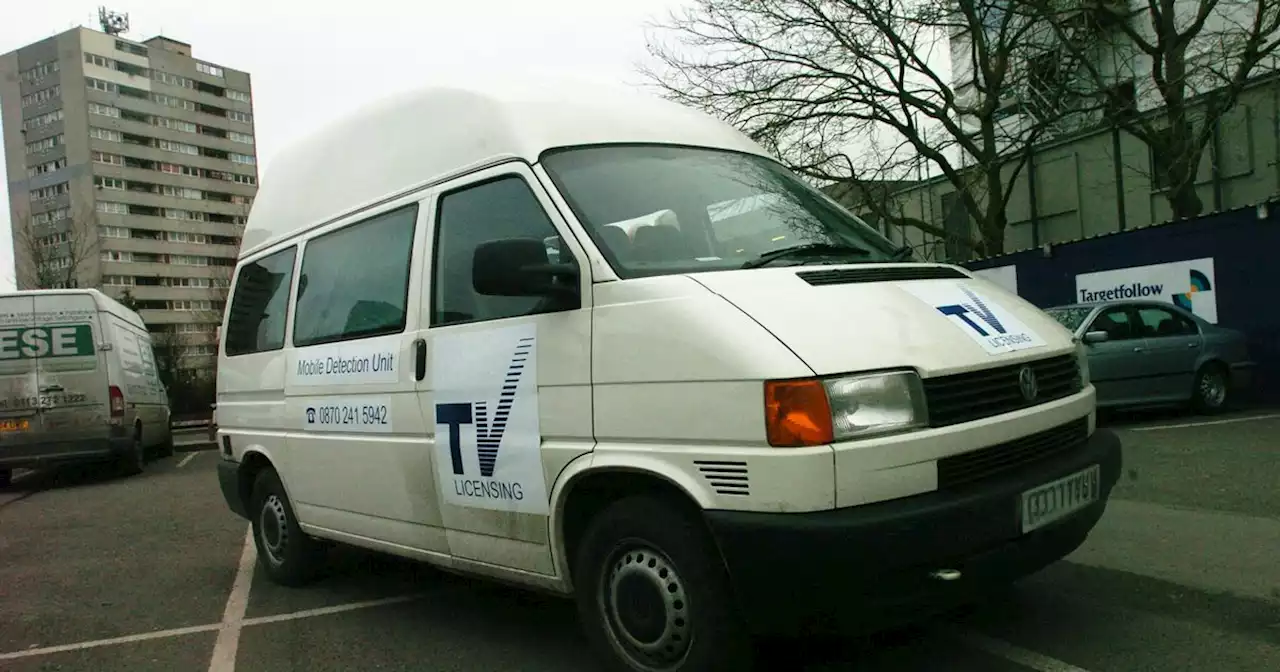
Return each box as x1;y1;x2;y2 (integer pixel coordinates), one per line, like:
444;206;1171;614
240;78;773;256
0;288;145;330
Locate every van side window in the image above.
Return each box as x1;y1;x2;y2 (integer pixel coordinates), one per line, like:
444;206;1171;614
432;176;572;327
293;204;418;347
224;246;297;356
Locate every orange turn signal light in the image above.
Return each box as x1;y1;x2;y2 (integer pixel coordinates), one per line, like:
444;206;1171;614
764;379;834;447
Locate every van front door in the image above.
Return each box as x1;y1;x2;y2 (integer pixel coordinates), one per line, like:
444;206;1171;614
421;164;593;577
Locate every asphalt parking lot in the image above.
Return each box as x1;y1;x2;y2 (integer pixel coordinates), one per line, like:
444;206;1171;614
3;412;1279;672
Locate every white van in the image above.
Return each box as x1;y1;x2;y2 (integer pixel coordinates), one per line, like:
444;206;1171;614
215;81;1122;672
1;289;172;485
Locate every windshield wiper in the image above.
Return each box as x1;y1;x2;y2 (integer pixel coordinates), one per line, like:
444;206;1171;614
741;242;871;269
890;245;915;261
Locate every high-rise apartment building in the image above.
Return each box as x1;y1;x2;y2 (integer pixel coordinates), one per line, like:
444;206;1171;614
1;26;257;372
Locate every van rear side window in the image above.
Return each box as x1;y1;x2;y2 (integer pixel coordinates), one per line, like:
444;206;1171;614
225;246;297;356
293;204;418;347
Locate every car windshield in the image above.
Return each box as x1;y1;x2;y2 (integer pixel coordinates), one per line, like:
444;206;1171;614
1045;306;1094;331
539;145;900;278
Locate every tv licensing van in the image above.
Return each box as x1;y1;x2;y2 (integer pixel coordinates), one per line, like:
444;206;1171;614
214;80;1122;672
1;289;172;485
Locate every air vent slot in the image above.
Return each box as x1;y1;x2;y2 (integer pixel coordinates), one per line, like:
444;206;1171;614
796;266;967;286
694;460;749;496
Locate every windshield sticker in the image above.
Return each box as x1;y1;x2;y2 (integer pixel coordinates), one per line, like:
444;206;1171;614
432;323;548;515
902;283;1047;355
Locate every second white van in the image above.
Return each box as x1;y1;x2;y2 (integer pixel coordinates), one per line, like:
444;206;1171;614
214;80;1122;672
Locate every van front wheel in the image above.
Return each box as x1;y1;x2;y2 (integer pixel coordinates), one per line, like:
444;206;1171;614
250;468;324;587
574;495;752;672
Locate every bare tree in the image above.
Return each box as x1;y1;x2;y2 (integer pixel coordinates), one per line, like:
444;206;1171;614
645;0;1091;257
14;197;100;289
1028;0;1280;219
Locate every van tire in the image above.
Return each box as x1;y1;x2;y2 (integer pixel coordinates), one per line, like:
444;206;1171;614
573;495;753;672
250;467;324;587
156;430;175;458
119;435;145;476
0;469;11;488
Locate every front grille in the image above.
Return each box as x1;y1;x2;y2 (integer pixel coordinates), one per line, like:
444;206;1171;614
796;266;967;286
937;418;1089;490
922;354;1081;428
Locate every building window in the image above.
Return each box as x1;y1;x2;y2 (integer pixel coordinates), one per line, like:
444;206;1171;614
38;232;69;248
95;176;126;190
229;152;256;165
85;53;111;68
195;62;225;78
292;205;418;346
86;77;117;93
228;132;254;145
162;186;202;199
97;201;129;215
226;89;251;103
21;85;61;108
23;109;65;131
159;139;199;155
172;300;213;311
165;209;207;221
232;173;256;186
156;117;197;133
25;134;64;154
92;151;124;166
30;182;70;201
89;127;123;142
153;71;194;88
115;40;147;56
432;176;573;326
32;208;70;226
227;110;252;124
103;274;135;286
20;61;59;84
99;226;130;238
102;250;133;262
27;157;67;177
88;102;121;118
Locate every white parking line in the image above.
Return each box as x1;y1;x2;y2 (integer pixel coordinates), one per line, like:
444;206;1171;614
241;594;425;626
177;452;201;468
940;626;1095;672
207;526;256;672
0;623;221;661
1127;412;1280;432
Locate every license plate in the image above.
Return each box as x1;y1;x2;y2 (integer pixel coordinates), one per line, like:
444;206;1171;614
0;419;31;432
1020;464;1100;534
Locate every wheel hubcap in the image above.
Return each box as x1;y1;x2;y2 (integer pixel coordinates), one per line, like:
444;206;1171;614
1200;371;1226;406
599;543;692;670
259;495;289;564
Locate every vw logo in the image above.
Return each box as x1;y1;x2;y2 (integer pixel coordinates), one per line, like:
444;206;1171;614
1018;366;1039;402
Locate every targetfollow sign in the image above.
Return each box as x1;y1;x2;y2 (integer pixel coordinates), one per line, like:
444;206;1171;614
1075;258;1217;323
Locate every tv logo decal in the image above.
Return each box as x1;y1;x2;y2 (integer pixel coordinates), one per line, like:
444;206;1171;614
433;323;548;515
1075;258;1218;323
902;283;1047;355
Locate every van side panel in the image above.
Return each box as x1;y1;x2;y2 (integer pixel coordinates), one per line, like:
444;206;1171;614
106;314;170;447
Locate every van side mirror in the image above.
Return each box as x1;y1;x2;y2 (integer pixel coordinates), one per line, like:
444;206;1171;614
472;238;579;299
1082;330;1110;344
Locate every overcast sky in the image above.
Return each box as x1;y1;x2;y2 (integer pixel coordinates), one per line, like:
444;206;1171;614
1;0;684;290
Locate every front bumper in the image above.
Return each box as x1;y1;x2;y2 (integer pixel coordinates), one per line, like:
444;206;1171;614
704;427;1122;634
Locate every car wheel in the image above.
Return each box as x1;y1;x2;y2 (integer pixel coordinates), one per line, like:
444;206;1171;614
119;433;145;476
0;469;11;488
1192;362;1230;414
251;467;325;587
574;495;753;672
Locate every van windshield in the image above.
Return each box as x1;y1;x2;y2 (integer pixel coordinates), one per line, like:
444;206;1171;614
539;145;900;278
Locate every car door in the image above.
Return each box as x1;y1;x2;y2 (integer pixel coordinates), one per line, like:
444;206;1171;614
420;163;594;577
1082;305;1151;406
1133;304;1201;402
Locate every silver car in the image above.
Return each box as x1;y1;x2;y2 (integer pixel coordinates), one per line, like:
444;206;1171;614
1044;300;1255;413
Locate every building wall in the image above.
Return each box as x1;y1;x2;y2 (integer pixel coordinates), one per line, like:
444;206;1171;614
873;76;1280;259
2;26;258;371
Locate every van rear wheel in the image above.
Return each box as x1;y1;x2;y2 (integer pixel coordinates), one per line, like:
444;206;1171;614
118;435;145;476
574;495;753;672
250;467;324;587
0;469;11;488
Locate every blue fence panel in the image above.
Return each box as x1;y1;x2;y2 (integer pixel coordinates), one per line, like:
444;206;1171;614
965;201;1280;401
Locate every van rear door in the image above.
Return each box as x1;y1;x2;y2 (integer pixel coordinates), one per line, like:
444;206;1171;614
0;295;41;442
32;293;108;442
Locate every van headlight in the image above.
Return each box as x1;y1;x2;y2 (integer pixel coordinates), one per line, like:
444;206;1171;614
764;371;927;447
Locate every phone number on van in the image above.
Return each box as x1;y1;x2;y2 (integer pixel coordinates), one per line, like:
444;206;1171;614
303;397;394;433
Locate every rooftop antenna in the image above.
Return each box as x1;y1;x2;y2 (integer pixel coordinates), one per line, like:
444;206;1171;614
98;7;129;36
